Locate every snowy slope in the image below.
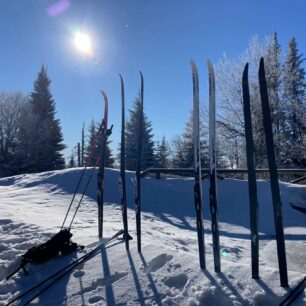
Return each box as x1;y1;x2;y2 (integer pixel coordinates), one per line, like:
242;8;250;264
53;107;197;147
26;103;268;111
1;168;306;305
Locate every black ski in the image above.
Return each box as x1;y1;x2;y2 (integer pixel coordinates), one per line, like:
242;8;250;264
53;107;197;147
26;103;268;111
5;230;124;306
135;72;144;253
119;74;130;250
242;63;259;279
279;277;306;306
259;57;288;287
98;91;112;238
191;59;205;269
207;59;221;273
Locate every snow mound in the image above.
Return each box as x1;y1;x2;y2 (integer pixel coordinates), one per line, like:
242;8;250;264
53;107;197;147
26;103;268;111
0;168;306;305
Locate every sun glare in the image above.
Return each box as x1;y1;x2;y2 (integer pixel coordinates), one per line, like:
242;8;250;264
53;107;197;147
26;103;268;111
74;32;92;54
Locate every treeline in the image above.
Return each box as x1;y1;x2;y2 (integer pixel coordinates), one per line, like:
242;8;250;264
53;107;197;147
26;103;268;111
1;33;305;178
0;66;65;177
215;33;306;169
110;33;304;171
96;32;304;171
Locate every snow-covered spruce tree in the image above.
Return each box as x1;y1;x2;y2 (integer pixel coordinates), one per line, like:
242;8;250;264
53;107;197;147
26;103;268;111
85;120;114;167
85;120;98;167
171;136;186;168
171;110;208;168
283;38;306;167
155;136;170;168
125;96;155;171
20;66;65;173
68;153;76;168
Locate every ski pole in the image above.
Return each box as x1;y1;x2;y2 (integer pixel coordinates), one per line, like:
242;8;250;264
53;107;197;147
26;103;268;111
5;230;124;306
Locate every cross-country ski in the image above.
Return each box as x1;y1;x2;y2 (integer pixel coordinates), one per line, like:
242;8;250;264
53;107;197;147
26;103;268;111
207;59;221;273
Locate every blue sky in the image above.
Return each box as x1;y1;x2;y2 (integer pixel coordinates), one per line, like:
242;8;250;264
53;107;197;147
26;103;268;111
0;0;305;161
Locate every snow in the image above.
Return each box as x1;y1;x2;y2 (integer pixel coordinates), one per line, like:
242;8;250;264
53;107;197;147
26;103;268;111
0;168;306;305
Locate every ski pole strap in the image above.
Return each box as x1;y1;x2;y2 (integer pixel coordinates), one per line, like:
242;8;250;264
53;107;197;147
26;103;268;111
61;122;104;230
68;155;101;230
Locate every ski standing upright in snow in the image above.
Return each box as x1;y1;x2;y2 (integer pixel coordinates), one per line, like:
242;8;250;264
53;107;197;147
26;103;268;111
242;63;259;279
190;60;205;269
119;74;130;250
207;59;221;273
135;72;144;252
258;57;288;287
98;91;113;238
280;276;306;305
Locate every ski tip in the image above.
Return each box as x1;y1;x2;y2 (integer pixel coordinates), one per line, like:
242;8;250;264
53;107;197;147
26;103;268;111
100;91;108;102
259;57;265;73
190;59;198;73
139;71;143;80
243;63;249;80
207;59;213;71
119;74;124;89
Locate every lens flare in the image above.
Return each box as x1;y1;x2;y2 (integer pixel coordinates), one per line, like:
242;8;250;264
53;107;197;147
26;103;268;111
74;32;92;55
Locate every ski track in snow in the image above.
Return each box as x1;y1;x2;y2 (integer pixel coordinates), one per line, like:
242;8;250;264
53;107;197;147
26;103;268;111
0;168;306;305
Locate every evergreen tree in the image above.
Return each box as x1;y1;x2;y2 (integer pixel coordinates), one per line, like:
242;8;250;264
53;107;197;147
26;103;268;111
172;111;209;168
20;66;65;172
85;120;98;166
125;96;155;170
85;120;114;168
171;136;186;168
155;137;170;168
283;38;306;167
68;154;76;168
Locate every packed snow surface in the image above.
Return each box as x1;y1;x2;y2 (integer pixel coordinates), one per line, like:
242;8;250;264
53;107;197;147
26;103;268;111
1;168;306;305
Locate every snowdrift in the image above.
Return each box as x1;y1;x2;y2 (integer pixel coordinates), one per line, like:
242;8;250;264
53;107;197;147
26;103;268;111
0;168;306;305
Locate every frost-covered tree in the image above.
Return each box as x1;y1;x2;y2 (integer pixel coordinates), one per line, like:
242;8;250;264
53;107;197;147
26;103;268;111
155;137;170;168
125;96;155;171
171;110;209;168
20;66;66;172
171;136;186;168
264;32;286;165
68;154;76;168
215;34;286;168
0;91;28;177
282;38;306;167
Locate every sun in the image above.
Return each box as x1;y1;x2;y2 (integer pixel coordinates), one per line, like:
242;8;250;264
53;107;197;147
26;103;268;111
74;32;92;54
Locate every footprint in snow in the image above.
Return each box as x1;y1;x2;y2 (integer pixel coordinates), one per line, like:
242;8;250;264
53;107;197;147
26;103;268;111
93;272;128;287
164;273;188;289
143;253;173;274
88;296;104;304
0;219;12;226
73;270;85;278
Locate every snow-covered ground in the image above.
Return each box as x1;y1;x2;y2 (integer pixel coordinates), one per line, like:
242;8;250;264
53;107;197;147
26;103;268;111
1;168;306;305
